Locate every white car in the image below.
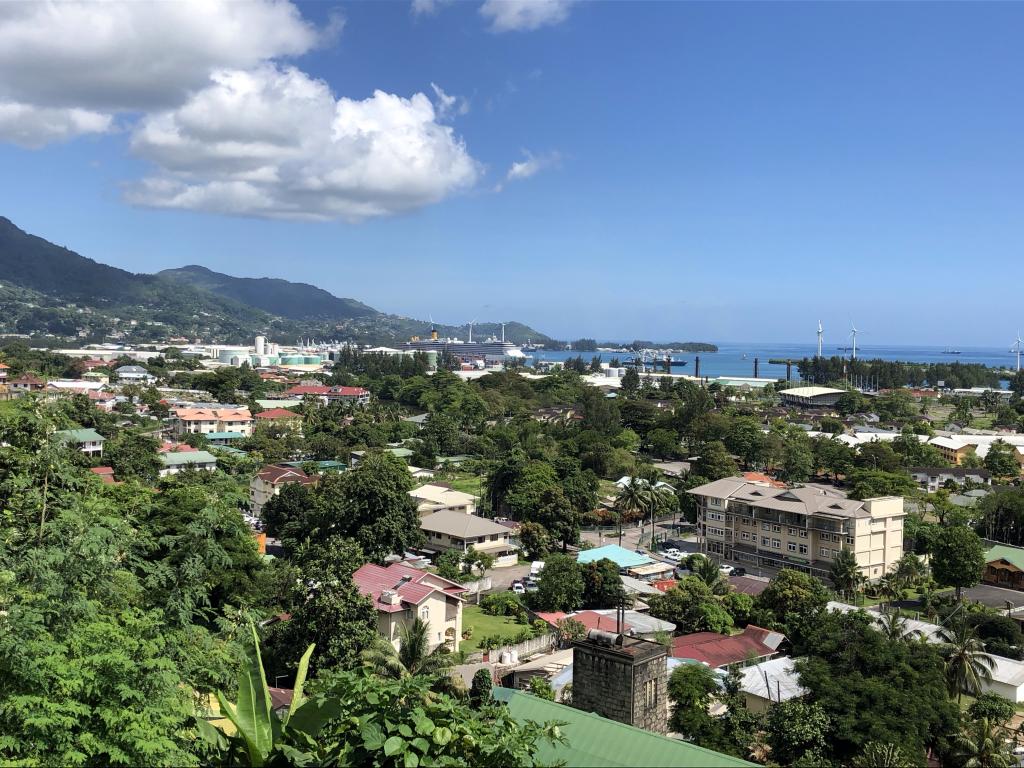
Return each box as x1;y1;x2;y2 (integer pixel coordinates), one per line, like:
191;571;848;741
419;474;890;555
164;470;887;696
661;548;683;562
719;564;735;575
511;583;526;595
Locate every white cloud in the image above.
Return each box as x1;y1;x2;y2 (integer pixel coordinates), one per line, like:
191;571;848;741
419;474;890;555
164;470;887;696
506;149;560;181
411;0;453;16
430;83;470;118
0;0;320;142
0;102;113;148
127;66;481;221
480;0;575;32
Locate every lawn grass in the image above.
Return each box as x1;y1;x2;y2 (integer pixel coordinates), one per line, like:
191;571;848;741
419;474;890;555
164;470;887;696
431;470;485;497
460;604;528;653
855;586;953;609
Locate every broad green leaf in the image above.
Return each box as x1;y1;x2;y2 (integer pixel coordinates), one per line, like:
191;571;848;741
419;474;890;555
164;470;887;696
284;643;315;728
411;737;430;754
432;727;452;746
288;696;344;737
195;717;229;749
414;717;435;736
361;722;385;751
398;724;413;738
383;735;405;757
404;750;420;768
230;624;274;766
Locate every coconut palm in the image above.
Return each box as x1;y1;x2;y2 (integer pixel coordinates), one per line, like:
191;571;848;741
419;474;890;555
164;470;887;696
876;612;921;644
615;477;647;547
894;553;924;590
950;716;1015;768
877;572;905;610
938;620;996;703
829;548;863;599
644;484;677;549
362;618;454;680
692;555;730;595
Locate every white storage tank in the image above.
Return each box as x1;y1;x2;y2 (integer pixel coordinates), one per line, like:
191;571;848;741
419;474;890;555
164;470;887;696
499;651;511;665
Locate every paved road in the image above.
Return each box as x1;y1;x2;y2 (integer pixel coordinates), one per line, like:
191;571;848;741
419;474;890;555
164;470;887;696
963;583;1024;610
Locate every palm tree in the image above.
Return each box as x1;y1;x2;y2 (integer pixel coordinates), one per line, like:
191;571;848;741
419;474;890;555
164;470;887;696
877;572;905;611
950;716;1015;768
876;612;920;644
829;548;863;600
644;484;676;549
938;620;996;703
615;478;647;547
362;618;454;680
692;555;730;595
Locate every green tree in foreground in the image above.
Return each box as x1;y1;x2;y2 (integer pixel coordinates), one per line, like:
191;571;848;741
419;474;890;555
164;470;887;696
932;525;986;599
529;554;584;612
829;548;863;599
667;663;721;741
204;625;561;767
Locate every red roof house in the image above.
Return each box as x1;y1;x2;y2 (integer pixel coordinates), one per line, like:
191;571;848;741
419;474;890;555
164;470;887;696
671;625;786;668
255;407;302;421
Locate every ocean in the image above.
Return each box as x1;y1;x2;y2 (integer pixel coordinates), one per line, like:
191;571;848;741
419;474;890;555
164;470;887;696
527;342;1020;380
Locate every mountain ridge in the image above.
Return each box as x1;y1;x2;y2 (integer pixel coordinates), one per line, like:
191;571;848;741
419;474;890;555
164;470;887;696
0;216;550;346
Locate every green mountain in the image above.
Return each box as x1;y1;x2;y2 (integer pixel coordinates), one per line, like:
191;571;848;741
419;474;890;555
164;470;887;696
158;265;375;322
0;217;550;346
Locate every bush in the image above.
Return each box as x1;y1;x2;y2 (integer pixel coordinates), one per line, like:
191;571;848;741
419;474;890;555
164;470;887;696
480;592;523;617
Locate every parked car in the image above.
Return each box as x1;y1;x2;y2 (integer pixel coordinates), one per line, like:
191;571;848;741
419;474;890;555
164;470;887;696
661;548;683;562
510;582;526;595
719;564;735;576
524;578;539;592
731;567;747;577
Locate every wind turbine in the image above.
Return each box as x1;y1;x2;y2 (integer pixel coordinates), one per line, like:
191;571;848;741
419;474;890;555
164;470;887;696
849;322;859;361
816;320;823;358
467;318;477;343
1014;332;1023;372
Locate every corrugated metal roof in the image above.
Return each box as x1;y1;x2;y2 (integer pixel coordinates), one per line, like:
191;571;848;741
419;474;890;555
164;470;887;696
491;688;753;767
576;544;653;569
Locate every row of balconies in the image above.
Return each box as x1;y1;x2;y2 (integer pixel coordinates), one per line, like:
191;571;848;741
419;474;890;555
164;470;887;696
713;504;849;535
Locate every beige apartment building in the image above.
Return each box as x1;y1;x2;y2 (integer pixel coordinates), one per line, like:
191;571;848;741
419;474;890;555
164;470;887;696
688;477;904;581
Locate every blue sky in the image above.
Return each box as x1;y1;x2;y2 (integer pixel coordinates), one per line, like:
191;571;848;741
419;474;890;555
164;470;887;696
0;1;1021;345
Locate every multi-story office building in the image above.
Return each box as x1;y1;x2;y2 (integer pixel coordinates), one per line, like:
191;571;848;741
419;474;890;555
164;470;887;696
688;477;904;581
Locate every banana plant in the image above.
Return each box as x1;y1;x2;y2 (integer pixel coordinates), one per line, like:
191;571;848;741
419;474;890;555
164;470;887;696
196;623;341;766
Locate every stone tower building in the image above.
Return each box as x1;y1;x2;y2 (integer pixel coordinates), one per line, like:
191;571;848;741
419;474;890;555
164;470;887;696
571;630;669;734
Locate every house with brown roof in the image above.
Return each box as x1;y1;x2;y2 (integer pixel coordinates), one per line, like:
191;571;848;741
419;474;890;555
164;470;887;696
254;407;303;424
0;363;8;382
353;562;466;653
671;625;786;669
170;407;254;437
249;464;317;517
419;509;519;567
8;374;45;396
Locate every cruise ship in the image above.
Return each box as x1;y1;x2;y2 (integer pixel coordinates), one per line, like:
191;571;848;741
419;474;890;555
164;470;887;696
402;326;524;361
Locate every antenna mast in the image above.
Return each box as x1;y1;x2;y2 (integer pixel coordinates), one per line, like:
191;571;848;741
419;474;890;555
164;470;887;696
816;320;823;358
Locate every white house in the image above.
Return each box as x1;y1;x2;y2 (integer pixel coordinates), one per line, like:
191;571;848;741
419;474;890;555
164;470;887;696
116;365;157;384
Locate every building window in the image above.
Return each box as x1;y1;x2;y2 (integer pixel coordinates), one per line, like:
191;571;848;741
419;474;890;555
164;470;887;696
761;536;771;547
772;539;781;549
420;606;429;621
845;537;855;546
772;525;781;533
819;547;830;558
799;544;808;555
799;530;807;538
788;527;798;536
708;512;724;522
762;522;771;531
788;542;797;552
741;532;750;541
644;679;657;707
707;527;726;537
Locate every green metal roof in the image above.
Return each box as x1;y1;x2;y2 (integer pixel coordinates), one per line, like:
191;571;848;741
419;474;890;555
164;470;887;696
491;688;752;767
281;460;347;471
985;544;1024;572
55;428;104;444
205;431;245;440
160;450;218;466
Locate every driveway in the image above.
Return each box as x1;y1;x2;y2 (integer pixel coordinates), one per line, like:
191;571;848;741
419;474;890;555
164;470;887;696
963;583;1024;610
